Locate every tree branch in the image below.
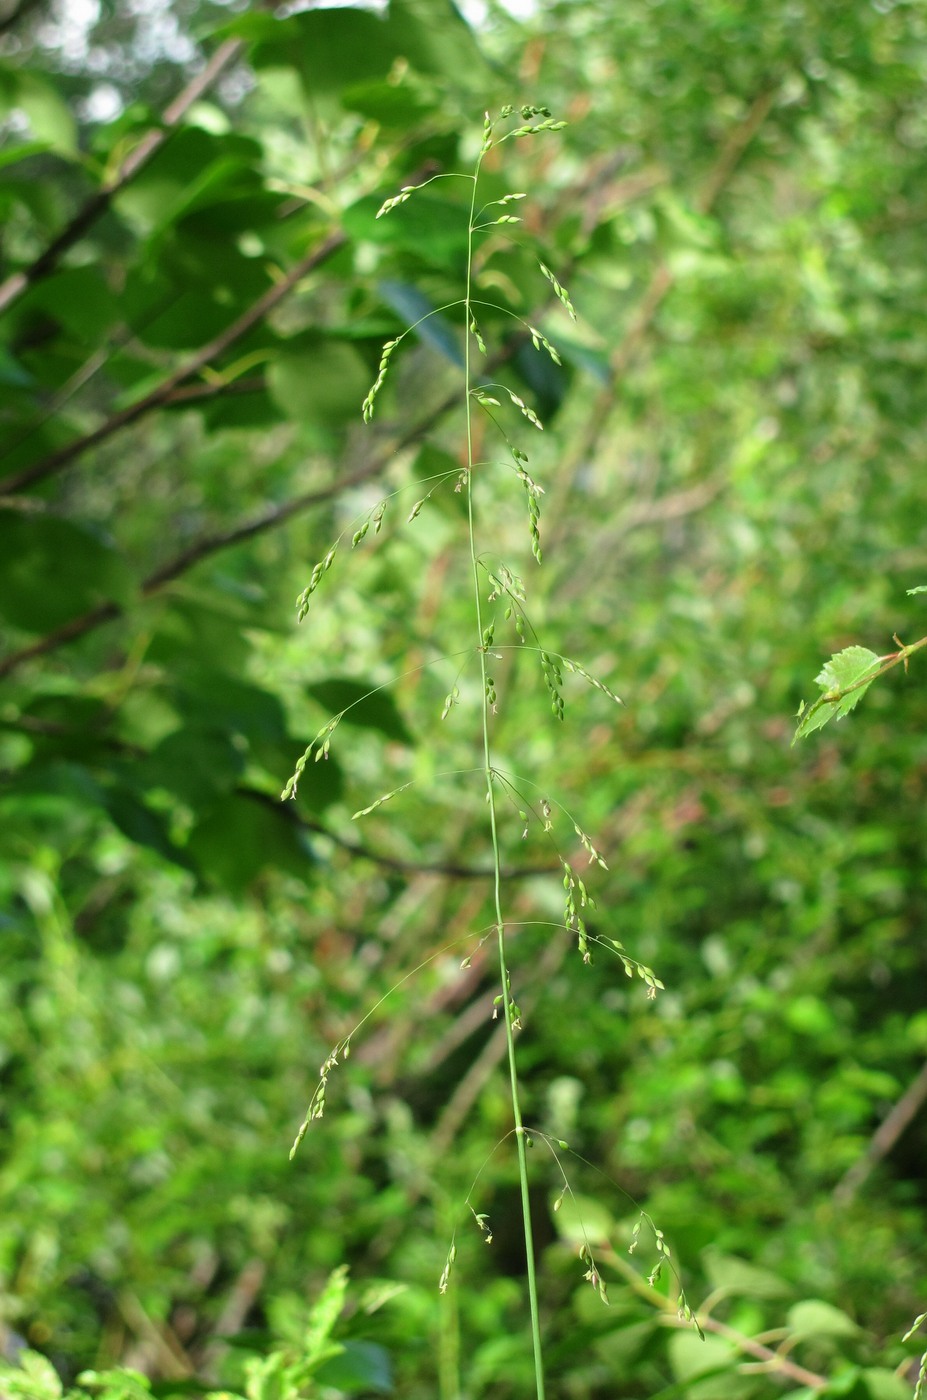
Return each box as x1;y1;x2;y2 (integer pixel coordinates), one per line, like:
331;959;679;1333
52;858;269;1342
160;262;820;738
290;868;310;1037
600;1246;829;1392
663;1312;828;1392
0;37;245;318
428;933;570;1159
833;1058;927;1206
0;229;346;496
0;324;528;681
0;378;467;680
242;787;556;881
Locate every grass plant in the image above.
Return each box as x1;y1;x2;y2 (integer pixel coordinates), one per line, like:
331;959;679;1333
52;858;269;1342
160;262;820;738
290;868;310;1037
284;106;697;1396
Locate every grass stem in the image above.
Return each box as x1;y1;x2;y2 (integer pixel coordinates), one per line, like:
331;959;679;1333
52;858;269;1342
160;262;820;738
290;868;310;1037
464;131;547;1400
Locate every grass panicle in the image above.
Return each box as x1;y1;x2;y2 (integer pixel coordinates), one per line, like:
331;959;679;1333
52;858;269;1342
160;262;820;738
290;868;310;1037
284;107;692;1397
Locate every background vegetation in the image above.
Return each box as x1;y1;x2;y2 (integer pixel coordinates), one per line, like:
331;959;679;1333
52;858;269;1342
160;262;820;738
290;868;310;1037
0;0;925;1396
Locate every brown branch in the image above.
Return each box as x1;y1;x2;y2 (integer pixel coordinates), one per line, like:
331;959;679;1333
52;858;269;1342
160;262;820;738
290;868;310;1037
663;1313;828;1392
117;1289;195;1380
428;933;570;1159
161;375;265;407
0;37;245;318
0;600;122;678
0;380;462;680
0;228;346;496
0;331;526;681
618;86;778;374
833;1058;927;1207
697;87;778;216
600;1245;829;1392
0;705;553;878
615;474;726;534
242;787;556;881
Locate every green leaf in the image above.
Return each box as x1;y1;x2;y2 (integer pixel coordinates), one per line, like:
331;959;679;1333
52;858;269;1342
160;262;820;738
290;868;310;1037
340;79;435;128
187;792;311;893
247;8;396;95
0;346;34;387
703;1251;793;1300
315;1341;393;1394
113;128;263;235
9;692;114;763
0;68;77;155
907;585;927;595
794;645;881;742
20;266;121;344
0;1350;63;1400
377;281;465;367
344;193;469;268
859;1368;913;1399
816;645;883;698
787;1299;861;1339
550;1192;614;1247
142;727;245;810
76;1368;154;1400
667;1330;735;1385
303;1265;349;1363
267;337;370;437
0;511;133;634
0;139;50;169
306;679;413;745
172;674;288;750
103;787;190;870
385;0;488;81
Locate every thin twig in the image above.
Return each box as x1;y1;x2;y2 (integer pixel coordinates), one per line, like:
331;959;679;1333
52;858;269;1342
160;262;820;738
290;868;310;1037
834;1058;927;1206
665;1312;828;1391
0;333;525;680
601;1246;828;1392
242;788;557;881
116;1289;195;1380
0;230;346;496
429;932;569;1164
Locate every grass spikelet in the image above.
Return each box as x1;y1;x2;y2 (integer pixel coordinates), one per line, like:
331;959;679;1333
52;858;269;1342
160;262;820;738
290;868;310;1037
538;261;577;320
541;651;564;718
574;823;608;869
561;657;623;705
528;325;562;365
506;388;544;430
376;186;420;218
289;1036;352;1156
438;1245;457;1295
296;544;338;622
352;781;414;820
281;716;342;799
362;338;400;422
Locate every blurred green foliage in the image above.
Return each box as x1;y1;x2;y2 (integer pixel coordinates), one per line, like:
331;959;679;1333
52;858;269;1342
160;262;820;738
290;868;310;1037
0;0;925;1396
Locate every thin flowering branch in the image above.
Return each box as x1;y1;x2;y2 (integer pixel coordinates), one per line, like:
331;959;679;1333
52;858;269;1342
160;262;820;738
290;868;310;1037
283;107;684;1399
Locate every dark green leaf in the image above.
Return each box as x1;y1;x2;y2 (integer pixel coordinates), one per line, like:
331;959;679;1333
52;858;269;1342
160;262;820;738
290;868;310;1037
187;792;311;892
0;512;132;634
315;1340;393;1394
306;679;413;744
267;337;370;432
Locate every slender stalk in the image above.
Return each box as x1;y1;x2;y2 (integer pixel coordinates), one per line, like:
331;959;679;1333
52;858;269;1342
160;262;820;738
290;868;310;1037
463;137;547;1400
